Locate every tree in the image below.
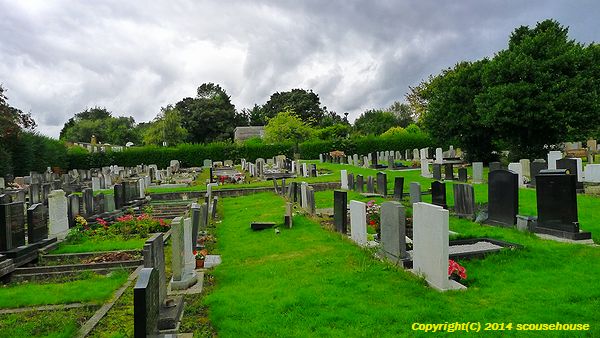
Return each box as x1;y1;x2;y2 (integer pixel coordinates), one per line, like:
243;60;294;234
0;85;36;141
59;107;141;145
318;111;346;128
261;89;325;126
381;126;407;138
143;106;188;146
387;101;415;127
264;109;314;151
353;109;403;136
176;83;243;143
315;124;351;140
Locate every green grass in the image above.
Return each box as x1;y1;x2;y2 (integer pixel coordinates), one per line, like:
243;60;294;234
0;306;95;338
204;192;600;337
0;271;129;309
52;237;147;254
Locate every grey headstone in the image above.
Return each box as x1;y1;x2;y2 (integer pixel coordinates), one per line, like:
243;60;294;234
453;184;475;219
393;176;404;200
432;164;442;181
27;203;48;243
410;182;421;204
356;175;364;193
367;176;374;194
380;201;407;261
376;172;387;196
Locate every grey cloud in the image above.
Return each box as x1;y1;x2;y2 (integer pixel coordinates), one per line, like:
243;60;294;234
0;0;598;137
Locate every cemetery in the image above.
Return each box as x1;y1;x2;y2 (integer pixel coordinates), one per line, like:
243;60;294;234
0;143;599;337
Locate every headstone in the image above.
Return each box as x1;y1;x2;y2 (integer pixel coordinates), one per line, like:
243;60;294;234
170;217;197;290
114;184;125;209
376;172;387;196
211;196;218;219
27;203;48;244
520;159;531;181
355;175;364;193
530;159;548;186
67;194;79;228
307;187;316;216
432;164;442;181
453;184;476;219
353;154;359;166
388;155;395;169
371;152;378;168
82;188;94;217
300;182;308;209
347;173;354;191
584;164;600;183
457;168;467;182
134;267;159;338
410;182;421;204
508;162;524;187
444;163;453;181
349;200;367;246
413;202;460;291
487;170;518;226
91;177;100;191
489;162;501;172
143;233;167;306
393;177;404;200
333;190;347;234
380;201;406;261
535;169;590;239
435;147;443;164
29;183;40;204
340;170;348;190
431;181;447;209
191;203;201;248
420;159;430;177
284;202;293;228
413;149;420;160
472;162;484;183
0;202;26;250
366;176;375;194
556;158;583;189
48;190;69;240
138;179;146;198
547;150;562;170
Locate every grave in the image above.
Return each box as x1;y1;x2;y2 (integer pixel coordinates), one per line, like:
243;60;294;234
410;182;421;204
489;162;501;172
457;168;467;182
556;158;584;190
529;159;548;187
349;200;367;246
432;164;442;181
376;172;387;196
453;184;476;219
333;190;347;234
355;175;364;193
444;163;454;181
487;170;518;227
170;217;197;290
284;202;293;228
380;201;407;262
431;181;447;209
393;177;404;200
134;267;159;337
534;169;591;240
340;170;348;190
48;189;69;240
412;202;464;291
27;203;48;243
251;222;276;231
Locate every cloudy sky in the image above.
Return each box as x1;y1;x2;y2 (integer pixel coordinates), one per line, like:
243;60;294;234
1;1;599;138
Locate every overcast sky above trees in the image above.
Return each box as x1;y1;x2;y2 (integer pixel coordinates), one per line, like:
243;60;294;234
1;0;599;138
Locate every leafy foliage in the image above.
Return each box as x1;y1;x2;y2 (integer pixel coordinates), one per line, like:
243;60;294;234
354;109;405;136
143;106;188;146
60;107;141;145
264;109;315;147
260;89;326;126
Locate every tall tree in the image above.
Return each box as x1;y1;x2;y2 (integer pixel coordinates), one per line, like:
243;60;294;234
60;107;141;145
264;109;314;151
176;83;240;143
353;109;403;136
387;101;415;128
261;89;325;126
143;106;188;146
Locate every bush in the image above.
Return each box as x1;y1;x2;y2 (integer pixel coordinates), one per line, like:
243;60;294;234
0;132;69;177
381;126;407;138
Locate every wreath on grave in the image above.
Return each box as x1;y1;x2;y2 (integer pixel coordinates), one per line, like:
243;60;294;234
448;260;467;281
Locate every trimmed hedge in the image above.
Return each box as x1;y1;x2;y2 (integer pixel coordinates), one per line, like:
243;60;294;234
65;133;432;170
0;132;68;177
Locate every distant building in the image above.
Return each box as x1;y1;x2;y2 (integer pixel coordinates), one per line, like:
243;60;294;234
234;126;265;142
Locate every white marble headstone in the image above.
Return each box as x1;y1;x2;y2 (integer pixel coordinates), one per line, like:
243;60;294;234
349;200;367;246
340;170;348;190
48;189;69;240
547;151;562;170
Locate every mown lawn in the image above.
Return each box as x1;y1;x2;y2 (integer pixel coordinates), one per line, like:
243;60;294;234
205;191;600;337
52;237;147;254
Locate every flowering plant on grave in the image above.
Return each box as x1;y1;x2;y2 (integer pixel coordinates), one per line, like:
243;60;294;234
75;215;88;228
448;260;467;280
194;249;208;260
366;200;381;232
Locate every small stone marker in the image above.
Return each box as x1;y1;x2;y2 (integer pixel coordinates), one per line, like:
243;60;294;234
251;222;276;231
170;217;197;290
457;168;467;182
432;164;442;181
366;176;374;194
356;175;364;193
530;159;548;186
376;172;387;196
340;170;348;190
444;163;454;181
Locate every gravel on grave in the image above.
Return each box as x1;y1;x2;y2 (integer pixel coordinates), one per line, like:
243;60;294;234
407;241;502;256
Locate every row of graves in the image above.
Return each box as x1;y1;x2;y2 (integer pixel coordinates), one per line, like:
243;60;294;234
240;156;318;181
133;185;222;336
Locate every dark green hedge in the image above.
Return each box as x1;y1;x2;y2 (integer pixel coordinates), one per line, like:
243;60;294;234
65;133;431;170
0;132;69;177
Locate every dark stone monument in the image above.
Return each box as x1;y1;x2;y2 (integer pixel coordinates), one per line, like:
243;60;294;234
534;169;591;240
529;159;548;187
211;196;218;218
26;203;48;243
487;169;518;226
431;181;447;209
348;173;354;191
388;155;395;169
93;193;105;215
333;190;348;234
393;177;404;200
489;162;502;172
453;184;475;219
134;268;159;338
310;164;317;177
291;182;298;203
356;175;364;193
67;194;79;228
444;163;454;181
371;152;378;168
0;202;26;251
114;184;125;209
376;172;387;196
251;222;276;230
82;188;94;217
366;176;375;194
556;158;583;190
432;164;442;181
191;203;201;247
458;168;468;182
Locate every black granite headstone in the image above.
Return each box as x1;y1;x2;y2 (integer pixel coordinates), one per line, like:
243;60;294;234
114;184;125;209
432;164;442;181
348;173;354;191
0;202;26;251
82;188;93;217
366;176;374;193
556;158;583;190
67;194;79;228
457;168;468;182
393;176;404;200
371;152;378;168
453;183;475;219
530;159;548;186
431;181;447;209
27;203;47;243
444;163;454;181
333;190;348;234
356;175;364;193
487;169;518;226
535;169;591;239
134;267;159;338
376;172;387;196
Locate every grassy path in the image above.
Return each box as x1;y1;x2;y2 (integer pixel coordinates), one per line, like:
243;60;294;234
205;192;600;337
